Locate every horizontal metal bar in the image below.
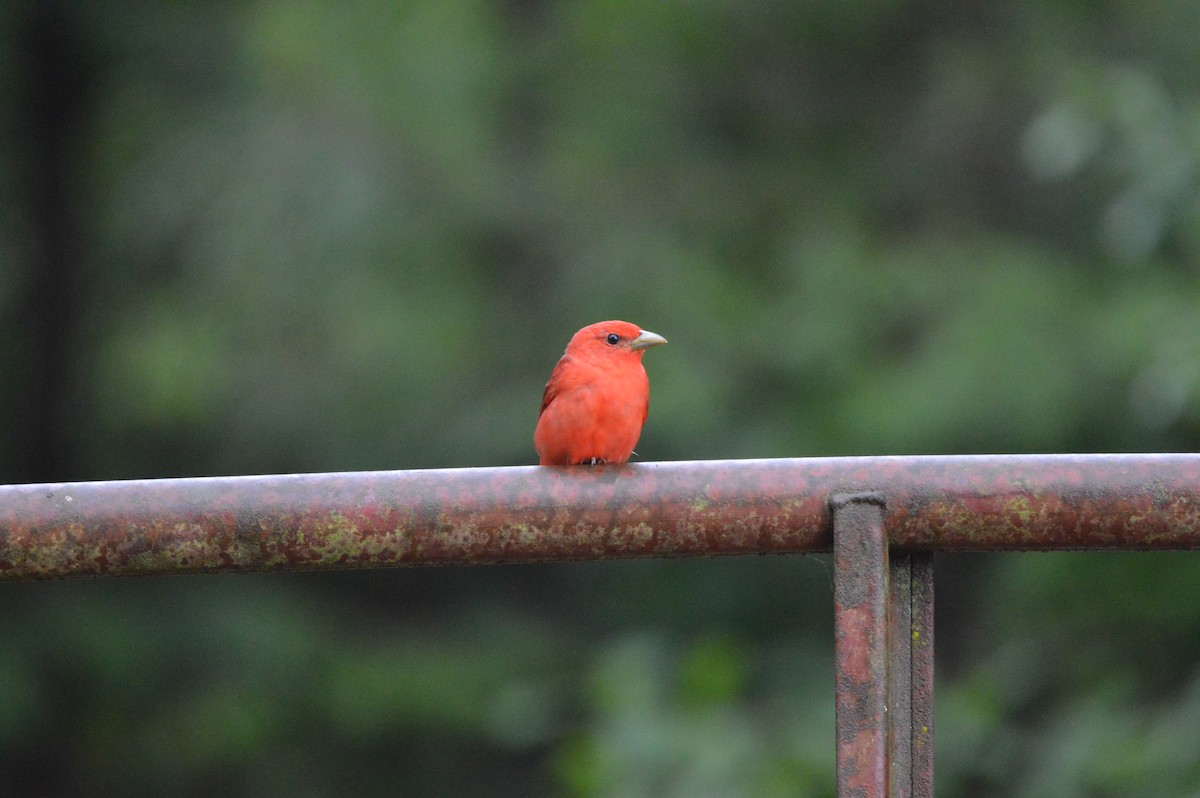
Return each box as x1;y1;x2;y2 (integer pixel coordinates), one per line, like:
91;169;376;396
2;454;1199;579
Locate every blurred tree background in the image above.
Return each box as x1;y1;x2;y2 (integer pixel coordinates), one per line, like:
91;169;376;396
3;0;1200;795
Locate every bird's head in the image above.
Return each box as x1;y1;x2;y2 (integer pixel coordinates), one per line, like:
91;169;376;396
565;321;668;363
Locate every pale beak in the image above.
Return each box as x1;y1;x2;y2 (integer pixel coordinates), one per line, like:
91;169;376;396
629;329;668;350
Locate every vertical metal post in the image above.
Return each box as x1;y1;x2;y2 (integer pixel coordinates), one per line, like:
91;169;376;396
833;493;935;798
911;553;935;796
833;493;889;796
888;552;934;797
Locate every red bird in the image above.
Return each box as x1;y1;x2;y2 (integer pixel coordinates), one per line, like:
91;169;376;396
534;320;668;465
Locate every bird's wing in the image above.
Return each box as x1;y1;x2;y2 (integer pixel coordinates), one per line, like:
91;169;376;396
538;354;571;418
538;379;556;418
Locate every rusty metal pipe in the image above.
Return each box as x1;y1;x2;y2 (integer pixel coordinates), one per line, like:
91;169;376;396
832;493;889;796
2;454;1200;580
888;552;935;798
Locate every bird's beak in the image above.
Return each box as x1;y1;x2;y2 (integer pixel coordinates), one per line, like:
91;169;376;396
629;329;668;350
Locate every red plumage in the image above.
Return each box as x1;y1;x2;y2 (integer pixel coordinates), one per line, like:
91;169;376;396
534;321;667;465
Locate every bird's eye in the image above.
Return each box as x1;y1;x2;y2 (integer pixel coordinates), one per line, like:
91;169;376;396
605;333;620;345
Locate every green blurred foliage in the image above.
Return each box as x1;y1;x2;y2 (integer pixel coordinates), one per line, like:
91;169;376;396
2;0;1200;794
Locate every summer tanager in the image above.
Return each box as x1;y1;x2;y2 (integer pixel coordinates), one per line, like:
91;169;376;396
534;320;667;465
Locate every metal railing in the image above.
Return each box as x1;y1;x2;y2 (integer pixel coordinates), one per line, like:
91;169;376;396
3;453;1200;796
